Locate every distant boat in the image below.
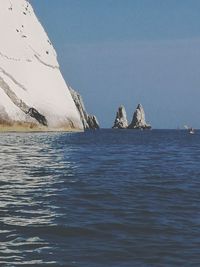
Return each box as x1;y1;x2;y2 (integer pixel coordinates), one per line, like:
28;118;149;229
184;125;195;134
189;128;195;134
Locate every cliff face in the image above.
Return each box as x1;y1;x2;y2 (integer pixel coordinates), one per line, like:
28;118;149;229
0;0;83;131
69;87;100;130
112;106;128;129
128;104;151;129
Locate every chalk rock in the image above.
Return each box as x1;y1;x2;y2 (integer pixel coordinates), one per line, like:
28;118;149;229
0;0;82;131
112;106;128;129
69;87;100;130
128;104;151;129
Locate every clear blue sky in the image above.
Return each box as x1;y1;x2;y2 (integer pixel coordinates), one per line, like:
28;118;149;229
30;0;200;128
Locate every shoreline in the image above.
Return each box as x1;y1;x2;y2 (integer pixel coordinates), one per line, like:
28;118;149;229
0;123;83;133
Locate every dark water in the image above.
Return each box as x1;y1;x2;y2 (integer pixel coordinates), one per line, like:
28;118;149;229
0;129;200;267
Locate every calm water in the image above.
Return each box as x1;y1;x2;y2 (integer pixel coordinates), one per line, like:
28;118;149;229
0;129;200;267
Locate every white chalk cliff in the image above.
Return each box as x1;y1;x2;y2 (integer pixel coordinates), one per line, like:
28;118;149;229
0;0;83;131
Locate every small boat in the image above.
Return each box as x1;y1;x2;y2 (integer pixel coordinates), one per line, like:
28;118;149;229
189;128;195;134
184;125;195;134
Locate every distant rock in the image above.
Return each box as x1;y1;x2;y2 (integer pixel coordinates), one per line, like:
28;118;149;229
128;104;151;129
112;105;128;129
69;87;100;130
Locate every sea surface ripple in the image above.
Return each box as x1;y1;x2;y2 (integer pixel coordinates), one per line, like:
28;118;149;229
0;130;200;267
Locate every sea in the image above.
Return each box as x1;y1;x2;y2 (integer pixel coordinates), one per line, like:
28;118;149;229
0;129;200;267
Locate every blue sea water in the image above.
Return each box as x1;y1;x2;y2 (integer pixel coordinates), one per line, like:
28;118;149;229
0;129;200;267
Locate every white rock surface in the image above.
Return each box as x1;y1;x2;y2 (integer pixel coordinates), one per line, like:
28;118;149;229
0;0;83;131
128;104;151;129
112;106;128;129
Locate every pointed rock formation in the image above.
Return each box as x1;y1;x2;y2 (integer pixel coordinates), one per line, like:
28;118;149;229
69;87;100;130
112;105;128;129
128;104;151;129
0;0;82;131
87;115;100;129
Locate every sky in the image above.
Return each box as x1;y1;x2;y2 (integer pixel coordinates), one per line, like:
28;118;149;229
30;0;200;128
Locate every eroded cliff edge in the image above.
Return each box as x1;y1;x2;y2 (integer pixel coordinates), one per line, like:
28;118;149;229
69;87;100;130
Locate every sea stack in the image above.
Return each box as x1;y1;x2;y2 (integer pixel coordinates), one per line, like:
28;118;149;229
128;104;151;129
0;0;82;131
112;105;128;129
69;87;100;130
